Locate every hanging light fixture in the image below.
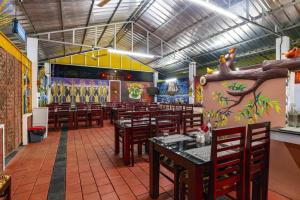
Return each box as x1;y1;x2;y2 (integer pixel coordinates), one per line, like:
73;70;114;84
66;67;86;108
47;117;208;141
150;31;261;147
108;49;155;59
188;0;238;19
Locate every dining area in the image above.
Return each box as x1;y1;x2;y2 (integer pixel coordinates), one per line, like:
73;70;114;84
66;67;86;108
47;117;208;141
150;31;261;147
111;102;271;200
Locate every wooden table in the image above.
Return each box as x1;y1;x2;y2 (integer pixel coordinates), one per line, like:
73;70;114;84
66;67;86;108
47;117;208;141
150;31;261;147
149;136;211;200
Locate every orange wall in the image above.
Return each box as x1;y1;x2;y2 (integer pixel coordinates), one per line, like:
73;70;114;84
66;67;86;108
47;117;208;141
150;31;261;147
269;140;300;199
202;78;286;128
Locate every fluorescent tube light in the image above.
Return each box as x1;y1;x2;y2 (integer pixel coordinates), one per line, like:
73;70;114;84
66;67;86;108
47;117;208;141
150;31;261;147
189;0;238;19
108;49;155;58
166;78;177;83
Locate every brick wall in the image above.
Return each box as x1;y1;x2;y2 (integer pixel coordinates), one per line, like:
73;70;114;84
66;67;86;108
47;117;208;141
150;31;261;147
0;47;22;161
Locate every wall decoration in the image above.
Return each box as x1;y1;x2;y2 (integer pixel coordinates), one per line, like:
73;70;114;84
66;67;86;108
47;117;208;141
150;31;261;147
51;77;109;104
121;81;153;103
157;78;189;103
22;65;32;113
38;66;48;107
202;48;300;128
0;47;22;156
128;83;143;100
194;77;203;104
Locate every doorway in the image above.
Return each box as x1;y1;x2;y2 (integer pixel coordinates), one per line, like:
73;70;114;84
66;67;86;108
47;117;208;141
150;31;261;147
109;80;121;102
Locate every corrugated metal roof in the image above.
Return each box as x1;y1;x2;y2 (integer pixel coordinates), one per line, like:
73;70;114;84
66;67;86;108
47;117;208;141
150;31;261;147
1;0;300;76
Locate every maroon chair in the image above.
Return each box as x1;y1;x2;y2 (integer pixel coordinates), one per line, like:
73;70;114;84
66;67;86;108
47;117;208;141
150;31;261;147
128;111;151;166
76;108;89;128
155;114;180;136
182;113;203;134
156;114;182;200
209;126;246;200
90;107;103;127
57;109;71;129
180;126;246;200
245;122;271;200
48;105;57;129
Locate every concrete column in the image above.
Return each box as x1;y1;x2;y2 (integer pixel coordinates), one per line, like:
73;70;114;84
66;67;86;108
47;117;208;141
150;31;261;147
44;63;51;104
27;37;39;109
276;36;292;116
189;62;196;104
153;72;158;102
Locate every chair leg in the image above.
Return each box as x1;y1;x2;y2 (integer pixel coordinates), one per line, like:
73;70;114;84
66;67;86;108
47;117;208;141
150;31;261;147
174;171;181;200
252;174;261;200
138;143;142;155
179;177;186;200
131;144;134;167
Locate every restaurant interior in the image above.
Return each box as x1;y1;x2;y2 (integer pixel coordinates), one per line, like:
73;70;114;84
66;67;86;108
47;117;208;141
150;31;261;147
1;0;300;200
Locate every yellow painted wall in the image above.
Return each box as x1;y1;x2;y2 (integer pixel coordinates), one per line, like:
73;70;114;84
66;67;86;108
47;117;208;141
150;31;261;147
50;49;155;73
0;32;32;114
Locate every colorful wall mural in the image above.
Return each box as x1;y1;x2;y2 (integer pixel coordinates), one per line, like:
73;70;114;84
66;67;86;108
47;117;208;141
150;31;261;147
22;64;32;113
51;77;109;104
157;78;189;103
121;81;153;103
200;48;300;128
38;66;49;107
203;79;286;128
194;77;203;104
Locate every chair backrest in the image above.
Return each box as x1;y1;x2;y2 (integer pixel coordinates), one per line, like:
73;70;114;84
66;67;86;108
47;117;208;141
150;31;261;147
183;113;203;133
246;122;270;180
210;126;246;200
155;114;180;136
77;109;88;118
117;109;132;120
130;111;151;140
184;104;194;114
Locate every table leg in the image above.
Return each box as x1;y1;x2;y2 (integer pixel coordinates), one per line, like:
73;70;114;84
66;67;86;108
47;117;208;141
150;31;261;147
187;166;203;200
114;126;120;154
123;128;130;165
149;142;160;198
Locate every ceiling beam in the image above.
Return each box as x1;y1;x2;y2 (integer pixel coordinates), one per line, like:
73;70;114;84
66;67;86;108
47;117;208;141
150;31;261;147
107;0;153;47
59;0;66;55
96;0;123;46
79;0;96;53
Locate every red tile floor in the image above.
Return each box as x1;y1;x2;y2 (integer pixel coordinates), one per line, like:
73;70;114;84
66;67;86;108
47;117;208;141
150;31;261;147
4;121;291;200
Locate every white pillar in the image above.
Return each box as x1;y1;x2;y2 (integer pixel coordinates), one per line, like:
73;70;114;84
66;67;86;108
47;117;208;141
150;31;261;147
27;37;39;109
189;62;196;104
44;63;51;104
153;72;158;102
276;36;290;60
276;36;292;118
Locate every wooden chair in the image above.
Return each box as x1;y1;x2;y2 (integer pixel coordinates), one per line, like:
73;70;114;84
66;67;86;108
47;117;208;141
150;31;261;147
182;113;203;134
76;108;89;128
184;104;193;115
48;105;57;130
245;122;271;200
128;111;151;166
57;109;70;129
209;126;246;200
156;114;183;200
155;114;180;136
180;126;246;200
90;107;103;127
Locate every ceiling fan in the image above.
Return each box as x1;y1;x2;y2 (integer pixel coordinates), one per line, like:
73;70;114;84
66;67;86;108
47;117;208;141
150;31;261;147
97;0;111;7
82;46;107;60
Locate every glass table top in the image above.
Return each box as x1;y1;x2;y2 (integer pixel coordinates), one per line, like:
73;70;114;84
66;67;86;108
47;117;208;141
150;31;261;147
149;133;212;165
